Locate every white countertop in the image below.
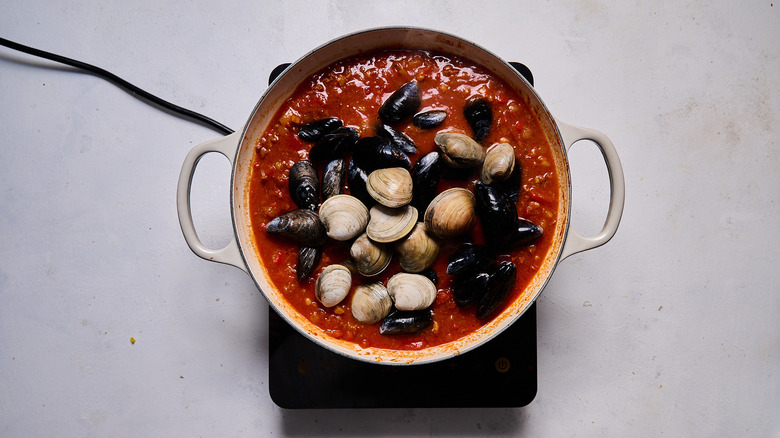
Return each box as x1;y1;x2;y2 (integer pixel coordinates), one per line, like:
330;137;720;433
1;1;778;436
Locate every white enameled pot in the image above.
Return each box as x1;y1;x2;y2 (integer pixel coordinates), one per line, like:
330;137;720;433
176;27;625;365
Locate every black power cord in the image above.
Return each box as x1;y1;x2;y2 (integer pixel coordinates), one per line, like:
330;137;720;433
0;37;234;135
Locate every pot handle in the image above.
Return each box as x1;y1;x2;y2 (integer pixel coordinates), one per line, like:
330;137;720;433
555;119;625;261
176;132;248;273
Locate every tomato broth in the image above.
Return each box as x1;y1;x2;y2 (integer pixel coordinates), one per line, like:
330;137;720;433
249;50;559;350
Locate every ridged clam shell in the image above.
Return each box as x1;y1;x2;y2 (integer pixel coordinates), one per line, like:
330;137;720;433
314;264;352;307
395;222;440;273
386;273;437;311
423;188;476;239
351;282;393;324
366;167;413;208
318;195;369;241
366;204;418;243
480;143;516;184
434;132;486;168
349;233;392;277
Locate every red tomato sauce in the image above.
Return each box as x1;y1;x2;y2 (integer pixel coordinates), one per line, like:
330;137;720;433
249;50;559;350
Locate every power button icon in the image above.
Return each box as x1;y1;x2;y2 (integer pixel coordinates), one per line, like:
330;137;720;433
495;357;511;373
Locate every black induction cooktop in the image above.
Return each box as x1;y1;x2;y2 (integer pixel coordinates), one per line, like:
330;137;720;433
266;60;538;409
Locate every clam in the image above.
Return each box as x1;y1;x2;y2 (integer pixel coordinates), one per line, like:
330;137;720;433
298;117;343;142
289;160;319;210
366;167;413;208
296;246;322;281
423;188;476;239
351;282;393;324
386;272;437;311
318;195;369;241
395;222;440;273
314;264;352;307
480;143;516;185
366;204;418;243
412;110;447;129
321;158;345;201
378;81;421;124
434;132;486;168
464;96;492;142
380;309;433;336
265;209;327;246
349;233;392;277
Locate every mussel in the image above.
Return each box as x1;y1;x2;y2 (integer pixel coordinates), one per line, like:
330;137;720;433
296;246;321;281
265;209;327;246
464;96;492;142
386;272;437;311
318;194;369;241
379;309;433;336
434;132;486;169
314;264;352;307
289;160;319;210
308;126;359;162
492;164;522;203
349;233;392;277
412;110;447;129
298;117;343;142
395;222;440;273
446;243;494;276
480;143;516;185
424;188;476;239
474;182;542;249
410;152;442;214
452;271;491;307
366;167;413;208
351;282;393;324
346;159;374;207
352;136;411;172
376;124;417;154
378;81;421;124
476;261;517;320
321;158;345;201
366;204;418;243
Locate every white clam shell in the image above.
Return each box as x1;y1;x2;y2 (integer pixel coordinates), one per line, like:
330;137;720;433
434;132;486;168
366;167;413;208
395;222;440;273
351;282;393;324
386;272;437;311
423;187;476;239
480;142;516;184
314;264;352;307
366;204;418;243
318;194;369;241
349;233;392;277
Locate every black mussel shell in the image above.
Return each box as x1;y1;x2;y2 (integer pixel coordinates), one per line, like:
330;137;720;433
476;261;517;320
474;181;519;248
378;81;421;124
412;110;447;129
351;136;411;172
380;309;433;336
453;271;491;307
464;96;492;142
321;158;345;201
505;219;543;248
346;159;374;207
446;243;494;276
376;124;417;154
298;117;343;142
308;127;358;162
419;268;438;286
289;160;319;210
265;209;327;246
491;164;522;203
296;246;322;281
410;152;442;213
